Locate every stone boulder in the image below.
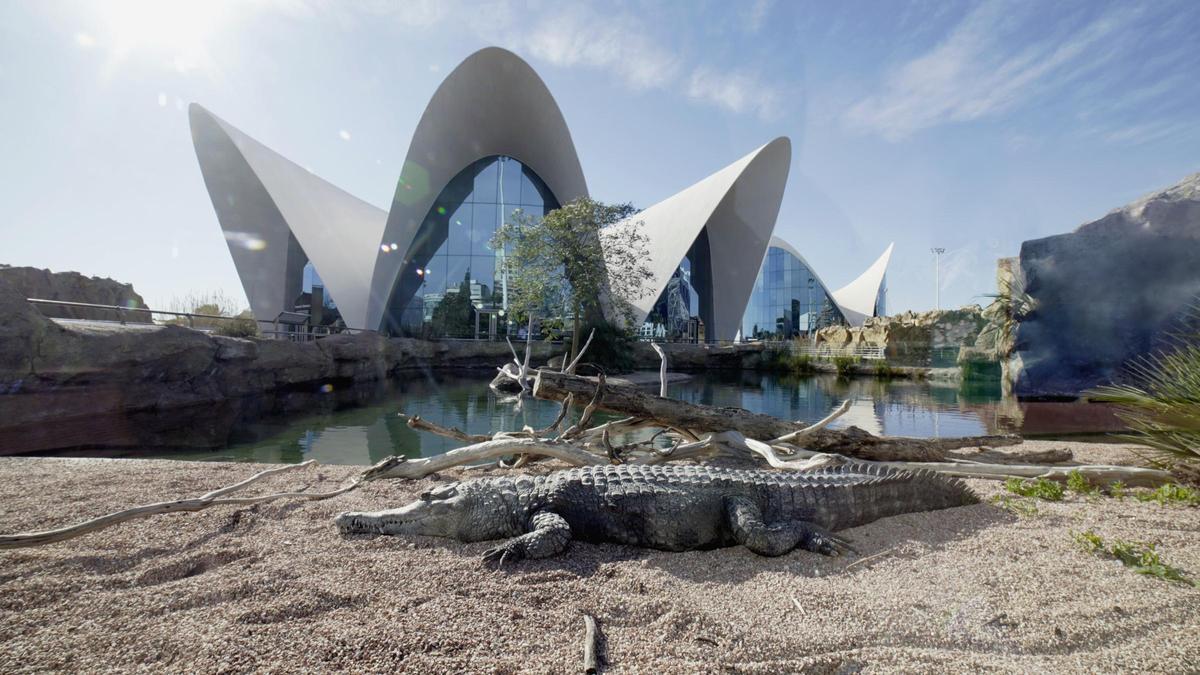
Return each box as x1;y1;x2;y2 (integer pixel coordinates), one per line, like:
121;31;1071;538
0;265;152;323
1014;172;1200;398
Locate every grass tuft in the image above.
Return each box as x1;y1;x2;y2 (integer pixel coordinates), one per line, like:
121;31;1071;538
1075;530;1198;587
1004;477;1065;501
1066;470;1099;497
1134;483;1200;506
1107;481;1127;499
990;494;1039;517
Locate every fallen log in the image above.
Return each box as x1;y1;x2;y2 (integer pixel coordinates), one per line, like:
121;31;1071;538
533;370;1018;462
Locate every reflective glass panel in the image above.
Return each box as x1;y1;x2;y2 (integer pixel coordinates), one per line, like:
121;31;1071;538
386;155;560;336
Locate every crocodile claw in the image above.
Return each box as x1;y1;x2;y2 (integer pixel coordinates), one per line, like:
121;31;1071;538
481;542;524;567
802;528;858;557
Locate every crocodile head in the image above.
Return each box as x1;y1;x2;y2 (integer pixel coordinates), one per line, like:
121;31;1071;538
335;481;516;542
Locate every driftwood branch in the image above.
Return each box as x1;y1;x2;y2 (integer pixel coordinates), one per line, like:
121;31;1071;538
403;414;490;443
583;613;601;674
564;328;596;375
650;342;668;397
367;438;609;480
769;443;1174;487
769;399;851;444
533;370;1014;462
0;460;361;550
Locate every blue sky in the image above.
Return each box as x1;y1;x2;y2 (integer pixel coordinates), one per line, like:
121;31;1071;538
1;0;1198;314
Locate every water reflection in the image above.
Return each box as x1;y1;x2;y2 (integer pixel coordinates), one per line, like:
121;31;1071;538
145;371;1121;465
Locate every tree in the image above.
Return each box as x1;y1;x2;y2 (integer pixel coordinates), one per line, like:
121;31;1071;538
491;197;655;366
430;270;475;337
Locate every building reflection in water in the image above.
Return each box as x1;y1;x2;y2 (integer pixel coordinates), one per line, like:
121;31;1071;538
153;371;1123;466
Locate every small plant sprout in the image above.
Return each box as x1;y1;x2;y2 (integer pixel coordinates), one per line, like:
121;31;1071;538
1004;477;1065;501
1066;469;1099;496
1107;481;1127;499
1134;483;1200;506
1075;530;1198;587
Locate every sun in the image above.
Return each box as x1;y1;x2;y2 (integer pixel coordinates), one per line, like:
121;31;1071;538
89;0;231;73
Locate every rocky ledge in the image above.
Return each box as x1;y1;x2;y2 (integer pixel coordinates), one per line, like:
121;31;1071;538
0;279;565;453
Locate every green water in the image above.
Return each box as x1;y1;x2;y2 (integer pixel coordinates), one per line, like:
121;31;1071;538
123;370;1116;466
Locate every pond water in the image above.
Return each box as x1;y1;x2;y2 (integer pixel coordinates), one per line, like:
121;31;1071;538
132;371;1127;466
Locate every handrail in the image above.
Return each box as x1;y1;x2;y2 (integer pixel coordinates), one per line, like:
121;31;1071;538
25;298;365;340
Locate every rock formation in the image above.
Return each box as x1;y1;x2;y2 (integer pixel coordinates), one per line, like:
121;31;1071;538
1014;172;1200;398
812;308;987;367
0;265;152;323
0;277;567;454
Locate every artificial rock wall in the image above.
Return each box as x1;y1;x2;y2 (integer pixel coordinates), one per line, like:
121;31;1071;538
1013;172;1200;398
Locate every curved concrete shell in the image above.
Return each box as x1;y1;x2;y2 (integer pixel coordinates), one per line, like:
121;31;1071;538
367;47;590;332
189;105;388;329
832;243;894;327
614;137;792;341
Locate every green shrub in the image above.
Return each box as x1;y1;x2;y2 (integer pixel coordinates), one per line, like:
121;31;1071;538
576;319;637;374
1004;477;1065;501
1075;530;1197;587
833;355;859;377
214;315;259;338
873;361;901;378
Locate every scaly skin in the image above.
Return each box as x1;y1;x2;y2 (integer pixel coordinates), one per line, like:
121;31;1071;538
335;464;978;561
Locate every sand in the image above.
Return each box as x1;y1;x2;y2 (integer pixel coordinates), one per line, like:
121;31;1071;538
0;441;1197;673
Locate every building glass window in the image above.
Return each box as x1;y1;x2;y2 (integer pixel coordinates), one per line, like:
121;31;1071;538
643;228;713;342
385;155;559;337
739;246;846;341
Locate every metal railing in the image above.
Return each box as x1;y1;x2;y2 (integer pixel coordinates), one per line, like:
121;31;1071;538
789;343;886;361
26;298;362;342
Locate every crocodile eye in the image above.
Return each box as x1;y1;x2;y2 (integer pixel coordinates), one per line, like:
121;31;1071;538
420;483;460;501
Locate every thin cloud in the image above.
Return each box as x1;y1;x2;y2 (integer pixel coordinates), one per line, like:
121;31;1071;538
740;0;774;33
522;6;681;90
845;1;1132;141
373;0;789;119
686;67;783;120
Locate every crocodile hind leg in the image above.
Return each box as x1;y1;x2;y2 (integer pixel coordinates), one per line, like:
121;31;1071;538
482;510;572;564
724;497;855;557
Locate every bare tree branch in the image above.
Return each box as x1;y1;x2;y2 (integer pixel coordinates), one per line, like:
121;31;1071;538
0;461;360;550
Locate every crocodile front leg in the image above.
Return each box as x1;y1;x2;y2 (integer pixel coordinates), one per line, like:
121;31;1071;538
724;496;855;557
481;510;572;564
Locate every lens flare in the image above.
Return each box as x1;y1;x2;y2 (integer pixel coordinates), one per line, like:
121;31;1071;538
223;231;267;251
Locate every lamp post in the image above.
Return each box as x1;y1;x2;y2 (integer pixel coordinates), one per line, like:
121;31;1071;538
930;247;946;311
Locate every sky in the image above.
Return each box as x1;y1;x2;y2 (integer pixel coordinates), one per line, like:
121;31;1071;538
1;0;1198;314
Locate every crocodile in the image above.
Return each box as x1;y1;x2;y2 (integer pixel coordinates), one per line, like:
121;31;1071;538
335;463;978;561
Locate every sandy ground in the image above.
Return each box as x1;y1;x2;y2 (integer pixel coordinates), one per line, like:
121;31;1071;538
0;441;1197;673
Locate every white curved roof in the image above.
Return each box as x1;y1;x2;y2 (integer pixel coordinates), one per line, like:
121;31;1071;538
365;47;589;331
831;243;894;327
189;105;388;328
611;137;792;341
190;47;797;339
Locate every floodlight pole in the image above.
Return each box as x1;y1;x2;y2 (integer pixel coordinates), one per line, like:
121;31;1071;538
930;247;946;311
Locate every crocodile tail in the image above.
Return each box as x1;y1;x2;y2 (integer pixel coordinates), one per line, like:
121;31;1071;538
831;462;979;530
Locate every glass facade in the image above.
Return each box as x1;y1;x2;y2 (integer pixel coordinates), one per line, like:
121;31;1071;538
382;156;559;336
642;228;713;341
296;260;340;326
740;245;846;341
